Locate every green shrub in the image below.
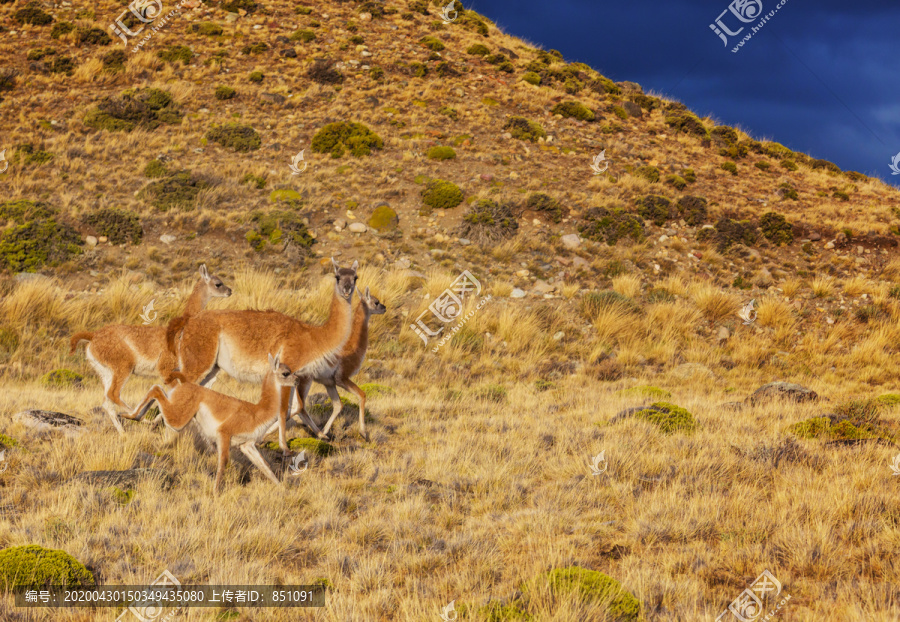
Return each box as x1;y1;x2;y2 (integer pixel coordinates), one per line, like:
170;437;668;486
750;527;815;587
665;112;708;138
457;199;519;244
703;217;758;251
551;101;594;122
522;71;541;85
82;208;143;245
781;159;798;171
833;190;849;201
143;159;168;178
665;174;686;190
421;180;464;210
617;385;672;400
438;106;458;120
632;94;661;110
503;116;546;142
241;173;266;189
636;195;671;226
811;158;841;173
311;121;383;158
682;168;696;183
0;432;18;448
0;199;55;224
75;27;111;45
215;85;236;100
14;3;53;25
246;210;315;253
426;146;456;160
368;205;398;231
50;21;74;39
84;87;182;132
41;369;84;387
676;196;707;226
524;193;562;223
778;182;799;200
308;59;344;84
755;161;771;170
26;47;55;61
191;22;223;36
295;5;312;14
578;207;644;246
419;35;445;51
369;66;384;80
610;105;628;120
157;45;193;64
0;545;94;591
101;49;127;72
524;567;640;622
0;327;19;360
290;29;316;42
263;437;334;456
241;41;269;55
467;43;490;56
0;219;82;272
721;161;738;175
636;401;696;434
221;0;258;13
475;384;507;403
759;211;793;245
14;144;53;166
205;123;261;152
635;165;659;183
248;71;264;83
138;171;210;212
48;56;75;75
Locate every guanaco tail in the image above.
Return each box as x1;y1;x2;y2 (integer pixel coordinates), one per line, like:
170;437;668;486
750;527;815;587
124;354;296;494
70;265;232;434
163;258;359;453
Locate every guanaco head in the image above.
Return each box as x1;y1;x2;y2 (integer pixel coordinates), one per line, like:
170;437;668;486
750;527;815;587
267;353;295;387
199;264;232;299
331;258;359;302
358;286;387;315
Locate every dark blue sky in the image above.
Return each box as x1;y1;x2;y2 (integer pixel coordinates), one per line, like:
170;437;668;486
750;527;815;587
468;0;900;186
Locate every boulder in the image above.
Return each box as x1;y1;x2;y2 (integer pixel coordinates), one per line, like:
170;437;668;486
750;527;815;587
14;410;83;435
749;382;818;404
75;468;173;490
561;233;581;249
510;288;526;298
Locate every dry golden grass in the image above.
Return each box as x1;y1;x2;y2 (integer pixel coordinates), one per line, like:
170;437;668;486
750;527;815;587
611;274;641;299
781;277;803;298
811;276;836;298
688;281;739;322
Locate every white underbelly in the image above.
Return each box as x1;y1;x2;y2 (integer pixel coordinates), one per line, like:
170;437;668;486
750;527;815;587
233;416;279;445
194;404;222;439
216;336;268;382
126;338;159;376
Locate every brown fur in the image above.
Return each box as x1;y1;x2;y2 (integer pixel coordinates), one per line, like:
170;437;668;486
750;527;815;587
291;286;386;441
124;354;296;495
167;259;360;450
70;265;231;433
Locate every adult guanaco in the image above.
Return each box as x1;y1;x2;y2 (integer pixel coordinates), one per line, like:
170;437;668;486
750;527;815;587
70;265;232;433
124;354;296;495
279;286;386;442
164;259;359;451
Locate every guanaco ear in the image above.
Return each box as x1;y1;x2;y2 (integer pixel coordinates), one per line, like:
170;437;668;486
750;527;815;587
268;353;276;369
331;257;339;275
364;286;370;299
351;259;359;272
199;264;209;282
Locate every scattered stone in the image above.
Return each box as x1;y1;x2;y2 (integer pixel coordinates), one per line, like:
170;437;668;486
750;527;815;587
348;222;367;234
809;232;821;241
84;236;98;247
280;49;297;58
824;241;835;250
75;468;173;490
561;233;581;249
458;238;471;246
159;234;176;245
533;280;554;294
14;410;83;435
553;331;565;341
622;101;643;118
748;382;818;405
717;326;730;341
98;236;108;243
334;218;346;231
510;288;526;298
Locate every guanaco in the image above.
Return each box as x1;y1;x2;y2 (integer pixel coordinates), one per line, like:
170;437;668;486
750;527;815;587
280;286;386;442
164;259;359;452
70;265;232;434
124;354;296;495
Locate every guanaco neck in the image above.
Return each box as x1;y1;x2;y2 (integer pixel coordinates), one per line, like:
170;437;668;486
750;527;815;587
183;279;211;316
348;302;371;353
322;286;353;349
255;371;281;416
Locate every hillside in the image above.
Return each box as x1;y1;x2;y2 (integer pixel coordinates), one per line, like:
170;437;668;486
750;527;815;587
2;0;900;620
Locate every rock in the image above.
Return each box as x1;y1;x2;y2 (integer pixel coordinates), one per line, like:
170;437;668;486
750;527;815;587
280;49;297;58
748;382;818;405
458;238;471;246
159;234;176;245
753;267;773;287
359;12;372;21
510;288;526;298
553;331;565;341
671;363;714;380
561;233;581;249
348;222;367;234
717;326;730;341
14;410;83;435
824;241;835;250
85;236;98;247
480;174;494;182
75;468;173;490
659;234;669;243
809;232;821;241
533;280;555;294
623;101;643;118
515;269;530;277
573;256;589;269
260;92;286;104
98;236;108;244
334;218;346;231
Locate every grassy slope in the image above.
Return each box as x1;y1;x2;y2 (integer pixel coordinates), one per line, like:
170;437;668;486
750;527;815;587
1;0;900;620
